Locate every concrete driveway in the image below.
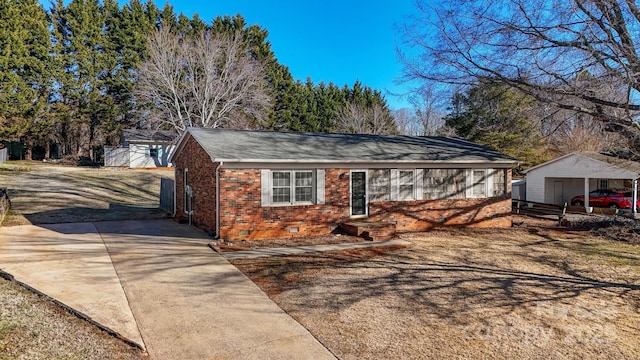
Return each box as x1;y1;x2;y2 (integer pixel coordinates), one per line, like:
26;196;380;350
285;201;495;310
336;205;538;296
0;219;334;359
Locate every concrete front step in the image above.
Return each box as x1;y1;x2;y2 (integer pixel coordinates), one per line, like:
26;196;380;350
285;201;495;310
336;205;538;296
341;221;397;241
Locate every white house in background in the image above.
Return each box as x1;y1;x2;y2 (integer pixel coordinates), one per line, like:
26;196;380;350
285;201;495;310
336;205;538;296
104;129;177;168
523;152;640;211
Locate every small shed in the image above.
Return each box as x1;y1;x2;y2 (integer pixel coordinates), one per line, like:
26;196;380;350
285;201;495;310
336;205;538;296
524;152;640;211
105;129;177;168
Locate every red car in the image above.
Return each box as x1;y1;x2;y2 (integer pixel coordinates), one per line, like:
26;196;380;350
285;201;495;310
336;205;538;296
570;189;638;209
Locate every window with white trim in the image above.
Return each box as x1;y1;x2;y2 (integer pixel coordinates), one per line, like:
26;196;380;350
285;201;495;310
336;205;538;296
272;171;292;203
368;169;390;202
294;171;314;202
599;179;609;189
399;170;415;200
491;169;506;197
262;169;323;206
470;169;487;198
423;169;466;199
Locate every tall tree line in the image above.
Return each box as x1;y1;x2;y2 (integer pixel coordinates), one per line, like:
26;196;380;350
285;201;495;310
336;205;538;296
399;0;640;163
0;0;395;161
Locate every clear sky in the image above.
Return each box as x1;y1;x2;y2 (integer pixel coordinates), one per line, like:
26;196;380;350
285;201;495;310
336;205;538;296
171;1;417;109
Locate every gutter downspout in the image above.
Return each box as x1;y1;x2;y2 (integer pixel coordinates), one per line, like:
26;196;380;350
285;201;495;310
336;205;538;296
172;167;177;217
215;161;223;239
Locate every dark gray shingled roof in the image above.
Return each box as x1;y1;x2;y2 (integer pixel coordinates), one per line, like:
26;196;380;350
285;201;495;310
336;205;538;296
182;127;517;165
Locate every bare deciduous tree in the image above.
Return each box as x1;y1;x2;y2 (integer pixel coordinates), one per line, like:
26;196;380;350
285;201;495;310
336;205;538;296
135;27;271;133
336;102;397;135
400;0;640;154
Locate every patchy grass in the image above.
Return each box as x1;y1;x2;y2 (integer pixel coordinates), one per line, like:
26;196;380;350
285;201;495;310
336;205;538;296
0;276;145;360
232;227;640;360
0;161;171;225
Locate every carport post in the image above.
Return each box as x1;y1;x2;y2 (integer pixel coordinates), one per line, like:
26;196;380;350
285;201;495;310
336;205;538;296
634;179;638;215
584;177;590;212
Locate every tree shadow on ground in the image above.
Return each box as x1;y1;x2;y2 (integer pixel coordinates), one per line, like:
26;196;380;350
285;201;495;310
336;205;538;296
232;230;640;325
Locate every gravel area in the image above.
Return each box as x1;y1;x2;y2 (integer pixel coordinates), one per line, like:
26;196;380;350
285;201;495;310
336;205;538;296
232;225;640;359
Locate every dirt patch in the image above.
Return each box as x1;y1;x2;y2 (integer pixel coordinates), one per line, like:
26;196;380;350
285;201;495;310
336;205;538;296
231;226;640;359
0;162;171;225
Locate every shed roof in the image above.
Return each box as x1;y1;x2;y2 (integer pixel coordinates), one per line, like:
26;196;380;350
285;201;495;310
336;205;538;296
174;127;517;165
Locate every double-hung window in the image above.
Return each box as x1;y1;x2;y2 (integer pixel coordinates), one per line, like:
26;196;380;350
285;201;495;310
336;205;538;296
272;171;292;203
398;170;415;200
268;170;315;205
294;171;314;202
469;169;487;198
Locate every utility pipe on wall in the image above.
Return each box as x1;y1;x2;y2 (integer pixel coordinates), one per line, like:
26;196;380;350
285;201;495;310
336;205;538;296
633;178;638;215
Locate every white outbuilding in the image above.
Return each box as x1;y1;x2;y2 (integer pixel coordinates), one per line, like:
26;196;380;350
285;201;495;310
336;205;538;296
524;152;640;213
104;129;177;168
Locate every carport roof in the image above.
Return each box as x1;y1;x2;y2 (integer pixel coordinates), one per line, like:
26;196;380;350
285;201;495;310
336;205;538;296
582;152;640;174
524;152;640;177
174;127;518;165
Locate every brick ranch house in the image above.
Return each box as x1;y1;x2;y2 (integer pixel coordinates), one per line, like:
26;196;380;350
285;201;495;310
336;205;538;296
170;128;518;241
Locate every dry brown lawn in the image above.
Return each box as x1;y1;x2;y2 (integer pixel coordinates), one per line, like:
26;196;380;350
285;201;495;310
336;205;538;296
0;275;146;360
232;222;640;360
0;161;171;225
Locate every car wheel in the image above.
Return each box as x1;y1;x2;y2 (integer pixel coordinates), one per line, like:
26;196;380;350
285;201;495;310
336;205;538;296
608;203;619;209
572;201;584;206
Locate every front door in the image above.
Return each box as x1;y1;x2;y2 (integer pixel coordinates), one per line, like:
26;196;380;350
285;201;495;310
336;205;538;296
351;171;367;216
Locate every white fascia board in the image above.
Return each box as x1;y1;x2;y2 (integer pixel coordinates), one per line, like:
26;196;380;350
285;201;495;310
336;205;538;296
219;160;518;170
168;131;191;163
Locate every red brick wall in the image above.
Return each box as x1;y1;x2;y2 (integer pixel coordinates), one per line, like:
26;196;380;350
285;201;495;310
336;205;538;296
218;168;351;240
368;197;512;231
172;135;219;231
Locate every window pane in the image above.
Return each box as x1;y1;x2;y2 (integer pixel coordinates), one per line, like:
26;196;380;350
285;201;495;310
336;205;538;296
295;171;313;202
399;170;413;185
273;171;291;187
273;188;290;203
272;172;291;203
295;187;312;202
295;172;313;187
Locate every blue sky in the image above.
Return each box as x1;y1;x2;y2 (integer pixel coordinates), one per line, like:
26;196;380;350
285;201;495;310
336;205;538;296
172;1;418;109
44;0;419;109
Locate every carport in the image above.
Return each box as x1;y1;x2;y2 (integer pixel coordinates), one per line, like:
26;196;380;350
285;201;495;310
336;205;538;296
524;152;640;213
